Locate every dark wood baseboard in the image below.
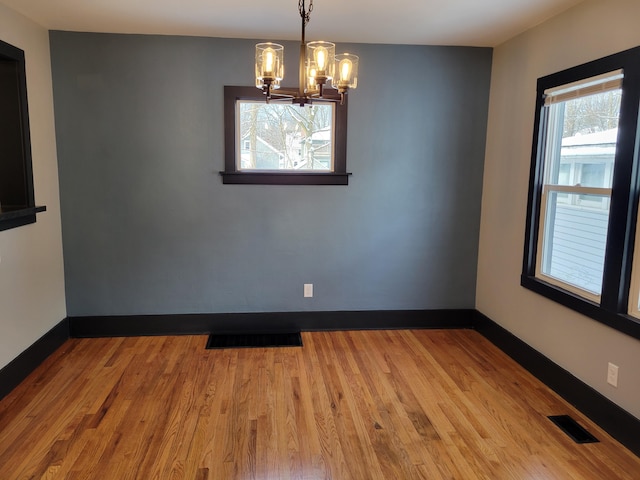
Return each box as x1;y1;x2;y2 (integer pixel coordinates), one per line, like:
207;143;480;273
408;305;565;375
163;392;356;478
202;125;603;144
69;309;475;337
0;318;69;401
473;310;640;458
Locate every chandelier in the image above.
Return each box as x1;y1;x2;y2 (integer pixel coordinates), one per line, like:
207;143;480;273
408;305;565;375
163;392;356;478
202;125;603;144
255;0;359;105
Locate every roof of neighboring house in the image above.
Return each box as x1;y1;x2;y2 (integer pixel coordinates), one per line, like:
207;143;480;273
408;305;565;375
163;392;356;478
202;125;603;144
562;128;618;147
562;128;617;158
311;128;331;142
241;135;281;154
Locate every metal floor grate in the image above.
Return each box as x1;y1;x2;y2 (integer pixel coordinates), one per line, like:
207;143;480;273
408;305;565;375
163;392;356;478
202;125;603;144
548;415;599;444
206;332;303;349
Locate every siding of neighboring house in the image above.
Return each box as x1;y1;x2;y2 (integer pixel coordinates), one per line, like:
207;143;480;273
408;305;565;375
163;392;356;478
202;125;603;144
542;130;615;294
241;136;282;169
546;203;608;294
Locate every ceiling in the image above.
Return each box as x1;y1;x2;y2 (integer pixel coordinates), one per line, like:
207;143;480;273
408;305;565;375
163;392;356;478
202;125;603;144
0;0;583;47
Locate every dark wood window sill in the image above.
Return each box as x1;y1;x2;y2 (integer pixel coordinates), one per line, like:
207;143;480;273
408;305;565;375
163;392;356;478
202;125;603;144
0;206;46;232
220;172;351;185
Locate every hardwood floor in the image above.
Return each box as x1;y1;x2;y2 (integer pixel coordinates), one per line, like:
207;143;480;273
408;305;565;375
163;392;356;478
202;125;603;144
0;329;638;479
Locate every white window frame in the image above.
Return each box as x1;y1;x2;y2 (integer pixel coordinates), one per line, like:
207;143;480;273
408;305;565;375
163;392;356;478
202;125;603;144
534;71;622;302
235;100;336;173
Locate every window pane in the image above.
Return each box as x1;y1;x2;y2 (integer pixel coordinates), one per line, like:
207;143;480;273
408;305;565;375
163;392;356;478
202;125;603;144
541;192;610;295
544;89;621;187
237;101;334;171
537;74;622;298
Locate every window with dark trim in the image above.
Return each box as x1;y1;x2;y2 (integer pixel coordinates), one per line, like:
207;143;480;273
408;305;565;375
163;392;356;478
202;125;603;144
522;46;640;340
0;39;45;231
221;86;351;185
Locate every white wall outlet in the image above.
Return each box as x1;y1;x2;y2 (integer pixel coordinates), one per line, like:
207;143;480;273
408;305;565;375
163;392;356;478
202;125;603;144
304;283;313;298
607;362;619;387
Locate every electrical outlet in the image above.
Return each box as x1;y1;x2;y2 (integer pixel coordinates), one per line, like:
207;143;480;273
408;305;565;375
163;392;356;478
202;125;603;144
607;362;619;387
304;283;313;298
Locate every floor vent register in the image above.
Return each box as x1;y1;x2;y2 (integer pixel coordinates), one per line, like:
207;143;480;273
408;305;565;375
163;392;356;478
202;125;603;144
548;415;599;444
206;332;303;349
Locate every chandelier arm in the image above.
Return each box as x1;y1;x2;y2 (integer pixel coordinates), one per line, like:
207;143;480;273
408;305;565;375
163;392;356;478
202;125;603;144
299;43;306;99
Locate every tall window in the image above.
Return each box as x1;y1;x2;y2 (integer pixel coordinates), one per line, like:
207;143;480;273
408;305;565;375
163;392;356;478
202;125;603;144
536;71;621;301
522;47;640;340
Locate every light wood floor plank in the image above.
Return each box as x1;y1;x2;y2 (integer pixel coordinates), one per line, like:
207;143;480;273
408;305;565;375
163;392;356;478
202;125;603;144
0;329;639;479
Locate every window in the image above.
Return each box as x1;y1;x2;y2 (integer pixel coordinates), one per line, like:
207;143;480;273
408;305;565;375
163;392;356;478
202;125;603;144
221;86;350;185
0;39;45;231
535;71;621;300
522;46;640;340
238;101;333;171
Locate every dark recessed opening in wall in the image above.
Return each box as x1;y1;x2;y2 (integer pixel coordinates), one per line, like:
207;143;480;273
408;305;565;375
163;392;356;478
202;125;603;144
0;38;45;232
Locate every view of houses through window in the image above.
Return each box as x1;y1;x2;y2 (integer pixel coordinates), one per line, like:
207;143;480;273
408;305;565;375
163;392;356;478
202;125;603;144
237;101;334;171
537;75;621;299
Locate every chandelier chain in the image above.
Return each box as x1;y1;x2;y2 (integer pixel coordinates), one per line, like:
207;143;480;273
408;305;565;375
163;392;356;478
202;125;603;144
299;0;313;26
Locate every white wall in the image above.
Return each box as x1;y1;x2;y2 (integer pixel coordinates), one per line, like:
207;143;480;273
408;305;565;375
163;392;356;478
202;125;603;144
478;0;640;420
0;4;66;369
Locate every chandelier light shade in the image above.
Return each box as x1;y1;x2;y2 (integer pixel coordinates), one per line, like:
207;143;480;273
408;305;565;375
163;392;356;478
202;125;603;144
305;59;320;94
334;53;359;92
254;0;358;104
255;42;284;90
306;41;335;85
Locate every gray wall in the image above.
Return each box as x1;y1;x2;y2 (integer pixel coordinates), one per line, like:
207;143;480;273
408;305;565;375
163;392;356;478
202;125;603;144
50;31;491;317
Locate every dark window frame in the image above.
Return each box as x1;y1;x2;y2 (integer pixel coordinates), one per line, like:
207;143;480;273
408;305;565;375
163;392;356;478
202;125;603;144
221;86;351;185
0;39;45;232
522;46;640;340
